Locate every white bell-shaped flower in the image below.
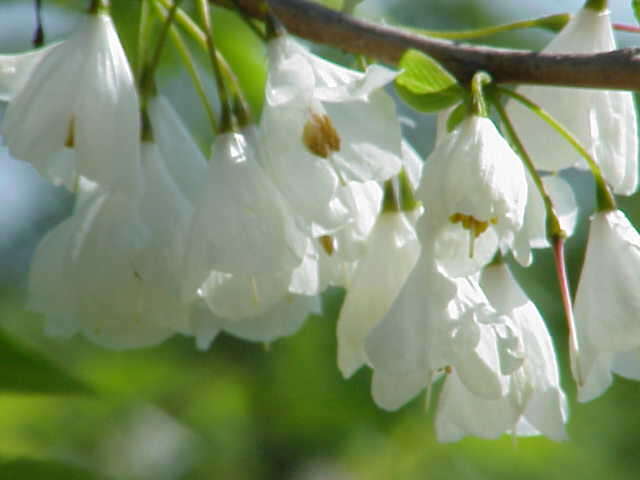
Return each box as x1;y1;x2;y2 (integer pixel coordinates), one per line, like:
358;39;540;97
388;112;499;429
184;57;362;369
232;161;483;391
506;7;638;195
259;34;402;234
2;10;141;195
574;209;640;401
421;115;527;277
478;262;568;441
365;233;524;411
364;244;455;410
182;126;306;304
28;135;192;348
336;204;421;378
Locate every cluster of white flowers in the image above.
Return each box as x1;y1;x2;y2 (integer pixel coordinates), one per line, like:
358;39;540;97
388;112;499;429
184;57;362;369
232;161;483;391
1;2;639;443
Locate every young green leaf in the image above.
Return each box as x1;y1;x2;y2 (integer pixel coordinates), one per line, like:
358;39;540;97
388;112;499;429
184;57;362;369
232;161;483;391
396;83;463;113
395;49;463;112
634;0;640;25
396;49;458;95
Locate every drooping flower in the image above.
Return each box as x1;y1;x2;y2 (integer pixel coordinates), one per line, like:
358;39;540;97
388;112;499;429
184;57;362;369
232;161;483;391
472;262;568;441
365;236;524;412
336;199;422;378
2;9;141;195
29;141;191;348
181;126;307;319
574;209;640;401
421;115;527;277
506;6;637;195
364;245;456;411
259;33;402;235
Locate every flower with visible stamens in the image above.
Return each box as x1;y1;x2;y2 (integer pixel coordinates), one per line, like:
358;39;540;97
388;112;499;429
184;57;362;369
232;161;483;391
421;114;527;277
259;33;402;235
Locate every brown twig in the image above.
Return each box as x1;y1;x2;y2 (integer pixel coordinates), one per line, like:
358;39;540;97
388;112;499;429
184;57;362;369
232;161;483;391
211;0;640;91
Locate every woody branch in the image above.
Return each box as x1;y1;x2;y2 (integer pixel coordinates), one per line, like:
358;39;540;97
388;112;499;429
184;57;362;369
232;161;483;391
211;0;640;90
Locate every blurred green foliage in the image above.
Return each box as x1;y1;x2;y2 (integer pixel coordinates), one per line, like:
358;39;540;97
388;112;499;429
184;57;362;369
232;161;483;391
1;0;640;479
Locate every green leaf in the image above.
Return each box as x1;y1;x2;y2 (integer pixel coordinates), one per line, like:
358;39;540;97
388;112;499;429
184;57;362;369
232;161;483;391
0;329;93;395
395;83;463;113
395;49;463;112
634;0;640;25
0;458;102;480
447;102;468;132
396;49;458;95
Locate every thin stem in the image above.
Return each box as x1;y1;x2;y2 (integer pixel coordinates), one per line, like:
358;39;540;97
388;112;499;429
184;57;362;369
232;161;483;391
159;0;248;117
197;0;232;131
152;1;218;132
136;0;152;79
139;0;183;105
614;23;640;34
492;94;565;240
33;0;44;47
552;237;583;387
407;13;569;40
471;71;491;117
497;87;617;212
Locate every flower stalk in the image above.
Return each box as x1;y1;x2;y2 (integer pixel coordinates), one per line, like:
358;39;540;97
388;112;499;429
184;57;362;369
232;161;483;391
33;0;45;47
492;93;565;241
152;2;218;133
497;86;617;212
197;0;232;132
471;71;491;118
552;237;583;387
408;13;570;40
139;0;183;107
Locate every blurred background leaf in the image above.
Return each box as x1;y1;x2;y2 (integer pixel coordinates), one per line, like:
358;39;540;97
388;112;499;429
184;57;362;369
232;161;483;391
0;329;93;394
0;458;103;480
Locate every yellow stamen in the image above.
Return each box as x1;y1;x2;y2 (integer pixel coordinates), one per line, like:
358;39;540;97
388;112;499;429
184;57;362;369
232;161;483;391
302;113;341;158
319;235;336;255
449;213;498;258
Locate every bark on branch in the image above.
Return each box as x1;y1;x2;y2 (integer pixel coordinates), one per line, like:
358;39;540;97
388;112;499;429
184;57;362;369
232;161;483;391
212;0;640;91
